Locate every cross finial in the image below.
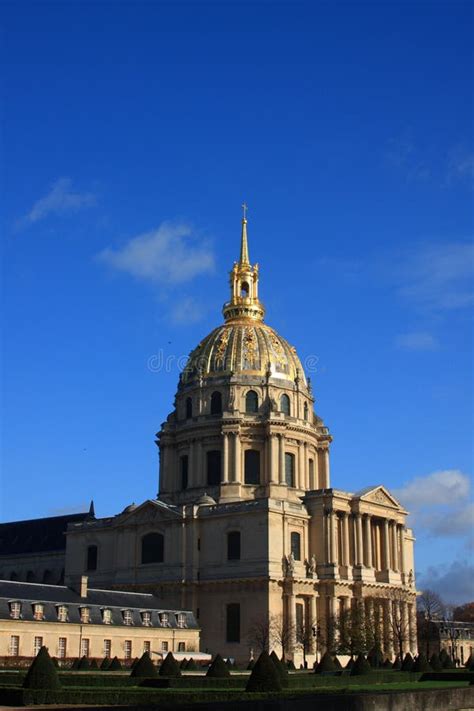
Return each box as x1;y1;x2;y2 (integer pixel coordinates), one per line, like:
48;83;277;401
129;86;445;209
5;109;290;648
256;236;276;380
241;202;248;221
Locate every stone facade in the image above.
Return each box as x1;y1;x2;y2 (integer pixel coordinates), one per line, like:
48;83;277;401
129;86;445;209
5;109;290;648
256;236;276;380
62;216;418;664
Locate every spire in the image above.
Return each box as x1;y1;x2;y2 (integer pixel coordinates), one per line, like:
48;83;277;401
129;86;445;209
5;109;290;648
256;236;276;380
88;500;95;518
239;202;250;265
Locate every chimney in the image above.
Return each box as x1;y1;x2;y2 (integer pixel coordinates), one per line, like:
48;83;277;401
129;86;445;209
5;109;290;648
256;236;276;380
69;575;88;598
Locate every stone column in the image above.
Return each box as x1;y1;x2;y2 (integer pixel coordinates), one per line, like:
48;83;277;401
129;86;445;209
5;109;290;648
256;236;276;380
391;521;398;571
342;513;350;566
364;514;373;567
383;519;390;570
278;435;285;485
356;514;363;566
324;449;330;487
313;450;319;489
159;444;167;492
398;526;406;578
409;603;417;654
222;432;229;483
298;443;305;490
303;442;308;490
324;510;331;563
310;595;318;653
233;433;241;483
288;593;296;654
384;599;394;657
269;434;278;484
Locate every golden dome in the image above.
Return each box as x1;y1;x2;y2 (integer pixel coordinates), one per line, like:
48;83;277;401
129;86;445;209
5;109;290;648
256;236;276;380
182;320;306;385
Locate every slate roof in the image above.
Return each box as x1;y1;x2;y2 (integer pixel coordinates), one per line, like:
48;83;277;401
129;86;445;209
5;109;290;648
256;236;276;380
0;580;198;629
0;512;92;556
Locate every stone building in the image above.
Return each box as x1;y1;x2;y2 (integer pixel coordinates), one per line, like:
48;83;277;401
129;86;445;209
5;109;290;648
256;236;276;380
0;213;418;664
62;214;417;664
0;577;200;663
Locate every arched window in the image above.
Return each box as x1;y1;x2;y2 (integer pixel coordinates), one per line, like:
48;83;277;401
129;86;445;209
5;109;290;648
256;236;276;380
210;391;222;415
241;282;249;297
227;531;241;560
303;402;308;421
245;390;258;414
290;532;301;561
308;458;315;490
207;450;221;485
285;452;295;487
141;532;164;564
244;449;260;485
280;394;291;416
86;545;98;571
185;397;193;419
180;455;189;490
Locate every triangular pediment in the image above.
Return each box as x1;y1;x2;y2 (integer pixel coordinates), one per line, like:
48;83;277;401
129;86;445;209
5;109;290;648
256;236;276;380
356;485;402;509
116;499;180;526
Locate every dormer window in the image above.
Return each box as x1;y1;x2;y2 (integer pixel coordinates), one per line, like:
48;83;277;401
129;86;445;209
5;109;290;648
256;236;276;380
9;601;21;619
159;612;170;627
176;612;187;628
33;604;44;621
102;608;112;624
57;605;68;622
80;607;90;624
123;609;133;626
141;611;152;626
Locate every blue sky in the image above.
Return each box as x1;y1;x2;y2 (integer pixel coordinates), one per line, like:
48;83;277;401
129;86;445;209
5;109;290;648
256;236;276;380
1;1;473;603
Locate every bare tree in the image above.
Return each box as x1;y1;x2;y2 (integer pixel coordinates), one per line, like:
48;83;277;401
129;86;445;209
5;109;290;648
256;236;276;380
336;606;367;657
443;604;461;666
269;613;294;661
246;616;272;654
295;614;317;669
387;588;412;660
417;588;445;658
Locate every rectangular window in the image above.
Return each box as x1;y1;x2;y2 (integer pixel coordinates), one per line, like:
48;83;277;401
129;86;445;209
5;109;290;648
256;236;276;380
178;642;185;652
206;450;221;486
103;639;112;658
81;638;90;657
33;604;44;621
295;602;304;634
227;531;241;561
226;603;240;643
58;637;67;659
143;641;151;654
87;545;98;571
180;455;189;490
290;531;301;561
80;607;90;623
9;636;19;656
103;608;112;624
308;459;314;490
34;636;43;656
176;613;187;628
57;605;68;622
159;613;170;627
285;452;295;487
124;640;132;660
161;641;169;652
123;609;133;625
9;602;21;619
141;611;151;626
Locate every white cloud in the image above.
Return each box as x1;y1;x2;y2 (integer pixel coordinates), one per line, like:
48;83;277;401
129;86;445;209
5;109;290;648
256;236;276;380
396;242;474;313
19;178;96;226
170;297;206;325
395;331;439;351
417;561;474;605
393;469;470;509
97;222;215;285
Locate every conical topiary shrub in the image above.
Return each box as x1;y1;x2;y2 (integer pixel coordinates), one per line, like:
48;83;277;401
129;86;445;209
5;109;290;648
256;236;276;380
207;654;230;678
185;658;198;671
77;656;90;671
70;658;80;670
269;651;288;686
246;650;282;692
442;652;455;669
412;653;431;672
180;658;188;670
392;654;402;670
464;653;472;669
225;658;233;669
23;647;61;690
469;656;474;672
345;657;354;670
350;653;371;676
131;657;140;670
313;660;319;672
367;645;384;669
333;656;342;670
89;658;99;670
315;651;336;674
159;652;181;677
247;659;255;671
100;657;110;671
401;653;414;671
286;659;296;670
429;653;442;671
382;658;392;669
108;656;122;671
131;651;157;678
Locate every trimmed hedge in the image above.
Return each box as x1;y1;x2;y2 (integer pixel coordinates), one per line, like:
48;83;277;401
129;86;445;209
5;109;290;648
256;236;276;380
315;651;336;674
108;656;122;671
429;653;443;671
23;647;61;690
77;656;90;671
159;652;181;678
207;654;230;679
185;658;198;671
246;651;282;693
413;653;431;672
131;652;157;678
401;653;414;672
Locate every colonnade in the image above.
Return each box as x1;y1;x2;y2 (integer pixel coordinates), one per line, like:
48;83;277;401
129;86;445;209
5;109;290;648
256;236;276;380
161;434;330;492
324;509;406;574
